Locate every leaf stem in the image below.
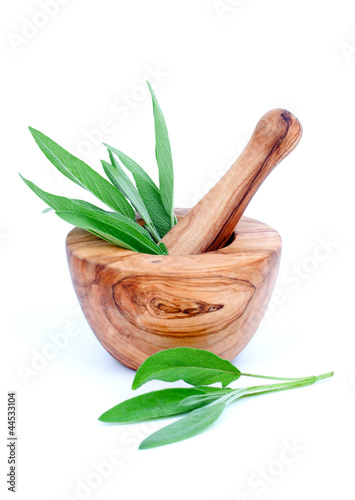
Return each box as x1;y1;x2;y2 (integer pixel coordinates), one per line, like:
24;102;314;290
239;371;334;383
224;372;334;406
240;372;308;382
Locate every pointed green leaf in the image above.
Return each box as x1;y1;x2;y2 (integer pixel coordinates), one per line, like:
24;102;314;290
101;159;161;242
139;400;226;449
98;387;230;423
20;174;115;215
28;127;135;218
20;174;155;240
105;145;159;191
20;174;163;253
55;210;164;254
132;347;241;390
146;82;174;225
104;144;173;237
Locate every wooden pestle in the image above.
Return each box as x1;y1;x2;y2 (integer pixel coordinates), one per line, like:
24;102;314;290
162;109;302;256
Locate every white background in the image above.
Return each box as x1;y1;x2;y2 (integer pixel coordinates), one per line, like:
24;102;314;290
1;1;355;499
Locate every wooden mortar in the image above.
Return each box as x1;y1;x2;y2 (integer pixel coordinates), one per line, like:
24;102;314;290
66;209;281;369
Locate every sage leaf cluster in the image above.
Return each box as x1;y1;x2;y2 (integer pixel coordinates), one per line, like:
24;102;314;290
20;83;175;254
99;347;334;449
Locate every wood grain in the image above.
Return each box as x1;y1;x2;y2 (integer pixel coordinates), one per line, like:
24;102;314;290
66;210;282;370
162;109;301;256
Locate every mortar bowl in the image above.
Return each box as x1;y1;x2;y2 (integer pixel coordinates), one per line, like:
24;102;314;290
66;209;281;370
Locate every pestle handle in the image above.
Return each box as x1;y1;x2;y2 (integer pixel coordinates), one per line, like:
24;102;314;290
162;109;302;256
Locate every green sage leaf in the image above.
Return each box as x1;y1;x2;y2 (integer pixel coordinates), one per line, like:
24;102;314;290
55;209;164;254
20;174;115;215
28;127;135;219
132;347;241;390
139;400;226;449
146;82;174;226
101;159;161;242
19;174;159;248
98;386;230;424
104;144;173;238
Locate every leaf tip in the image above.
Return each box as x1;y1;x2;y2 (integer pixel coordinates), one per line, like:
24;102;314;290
18;172;30;187
28;125;39;138
131;380;141;391
138;439;152;450
146;81;156;99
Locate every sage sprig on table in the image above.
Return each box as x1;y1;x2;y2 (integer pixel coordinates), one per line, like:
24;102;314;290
98;348;333;450
20;83;175;255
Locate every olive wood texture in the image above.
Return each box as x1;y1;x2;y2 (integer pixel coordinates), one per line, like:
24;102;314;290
162;109;302;256
66;210;281;370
